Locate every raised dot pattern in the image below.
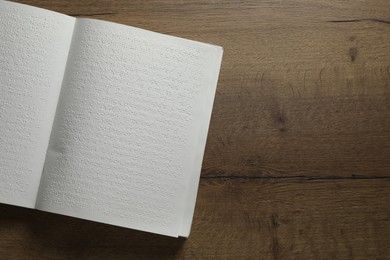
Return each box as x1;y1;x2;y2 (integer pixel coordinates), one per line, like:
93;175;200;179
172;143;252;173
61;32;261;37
0;4;74;206
37;19;212;235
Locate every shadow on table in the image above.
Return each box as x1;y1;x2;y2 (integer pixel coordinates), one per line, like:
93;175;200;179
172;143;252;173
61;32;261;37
0;203;186;259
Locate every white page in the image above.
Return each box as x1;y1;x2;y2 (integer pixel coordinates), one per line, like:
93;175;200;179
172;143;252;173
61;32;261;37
0;1;75;208
36;18;222;237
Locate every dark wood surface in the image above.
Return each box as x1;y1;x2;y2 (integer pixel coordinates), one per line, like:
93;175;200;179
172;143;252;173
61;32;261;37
2;0;390;259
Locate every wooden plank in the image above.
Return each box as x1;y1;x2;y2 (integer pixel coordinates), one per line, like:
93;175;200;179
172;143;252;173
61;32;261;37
3;0;390;258
0;179;389;259
16;0;390;178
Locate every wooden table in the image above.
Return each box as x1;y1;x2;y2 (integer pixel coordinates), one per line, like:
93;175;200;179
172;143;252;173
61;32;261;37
2;0;390;259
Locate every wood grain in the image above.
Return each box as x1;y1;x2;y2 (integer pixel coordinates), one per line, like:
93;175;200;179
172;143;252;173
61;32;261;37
1;179;389;259
2;0;390;259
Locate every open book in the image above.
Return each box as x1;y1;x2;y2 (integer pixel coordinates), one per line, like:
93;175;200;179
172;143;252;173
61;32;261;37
0;1;222;237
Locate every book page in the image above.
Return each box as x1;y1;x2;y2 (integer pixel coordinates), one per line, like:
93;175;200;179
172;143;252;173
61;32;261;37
36;18;222;236
0;1;75;208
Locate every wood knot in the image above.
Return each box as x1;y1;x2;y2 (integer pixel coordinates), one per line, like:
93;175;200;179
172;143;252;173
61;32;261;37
349;47;358;62
271;214;280;228
277;116;285;124
277;116;287;132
